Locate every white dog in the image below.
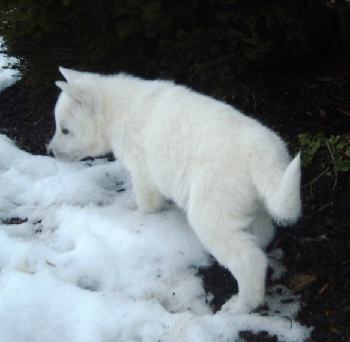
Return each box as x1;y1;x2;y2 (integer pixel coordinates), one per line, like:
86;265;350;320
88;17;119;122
48;67;301;314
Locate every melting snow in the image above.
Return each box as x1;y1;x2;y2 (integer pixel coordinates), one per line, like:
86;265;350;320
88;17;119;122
0;134;312;341
0;37;21;92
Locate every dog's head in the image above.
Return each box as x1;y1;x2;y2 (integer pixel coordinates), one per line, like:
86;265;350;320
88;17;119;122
47;67;110;161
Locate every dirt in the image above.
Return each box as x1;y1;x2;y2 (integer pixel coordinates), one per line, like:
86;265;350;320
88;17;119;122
0;61;349;341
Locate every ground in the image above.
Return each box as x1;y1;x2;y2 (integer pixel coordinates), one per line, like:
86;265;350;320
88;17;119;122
0;61;349;341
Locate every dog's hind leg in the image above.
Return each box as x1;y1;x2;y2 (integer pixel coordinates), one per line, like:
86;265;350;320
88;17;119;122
248;210;275;250
187;188;267;314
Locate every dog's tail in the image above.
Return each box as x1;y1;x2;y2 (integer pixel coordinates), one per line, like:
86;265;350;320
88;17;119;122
260;153;302;226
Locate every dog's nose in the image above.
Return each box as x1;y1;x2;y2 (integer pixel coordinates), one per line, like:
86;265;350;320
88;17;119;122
46;146;55;157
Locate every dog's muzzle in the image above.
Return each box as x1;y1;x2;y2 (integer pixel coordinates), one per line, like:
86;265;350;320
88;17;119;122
46;145;55;157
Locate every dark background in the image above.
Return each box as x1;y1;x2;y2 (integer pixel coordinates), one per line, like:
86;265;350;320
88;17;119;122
1;0;350;99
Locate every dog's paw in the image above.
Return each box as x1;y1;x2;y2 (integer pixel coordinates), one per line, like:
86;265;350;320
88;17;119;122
220;291;264;315
220;295;248;314
124;201;138;211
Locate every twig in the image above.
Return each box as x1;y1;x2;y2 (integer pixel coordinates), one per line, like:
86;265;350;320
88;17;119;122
319;283;329;295
317;202;333;213
325;142;338;191
337;107;350;117
302;168;330;188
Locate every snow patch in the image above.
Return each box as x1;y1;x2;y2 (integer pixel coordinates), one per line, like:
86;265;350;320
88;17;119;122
0;135;311;341
0;37;21;92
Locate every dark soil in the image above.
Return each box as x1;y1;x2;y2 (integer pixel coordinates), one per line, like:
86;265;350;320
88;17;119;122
0;61;349;341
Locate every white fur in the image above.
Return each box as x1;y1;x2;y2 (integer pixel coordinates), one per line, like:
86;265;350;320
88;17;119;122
48;67;301;314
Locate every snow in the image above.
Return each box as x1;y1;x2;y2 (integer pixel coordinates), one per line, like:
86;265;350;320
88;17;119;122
0;37;21;92
0;134;311;341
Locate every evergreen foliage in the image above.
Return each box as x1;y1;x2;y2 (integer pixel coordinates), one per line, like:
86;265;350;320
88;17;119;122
1;0;349;98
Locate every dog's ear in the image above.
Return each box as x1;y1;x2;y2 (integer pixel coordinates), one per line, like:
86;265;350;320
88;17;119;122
55;81;89;107
59;66;83;83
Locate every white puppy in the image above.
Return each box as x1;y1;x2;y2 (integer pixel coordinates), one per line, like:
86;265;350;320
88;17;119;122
48;67;301;314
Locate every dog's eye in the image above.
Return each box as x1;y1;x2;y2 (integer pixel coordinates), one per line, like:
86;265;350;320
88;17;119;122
61;128;69;135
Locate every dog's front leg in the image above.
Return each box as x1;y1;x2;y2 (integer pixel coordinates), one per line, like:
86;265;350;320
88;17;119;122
131;171;167;214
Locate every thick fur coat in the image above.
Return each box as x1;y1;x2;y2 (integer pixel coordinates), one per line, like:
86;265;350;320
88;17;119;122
48;67;301;314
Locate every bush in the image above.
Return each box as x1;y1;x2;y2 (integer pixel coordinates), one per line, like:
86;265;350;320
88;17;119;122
1;0;350;98
298;133;350;177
